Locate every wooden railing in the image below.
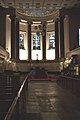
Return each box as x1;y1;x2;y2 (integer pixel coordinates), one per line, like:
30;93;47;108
4;75;28;120
57;75;80;96
0;72;28;120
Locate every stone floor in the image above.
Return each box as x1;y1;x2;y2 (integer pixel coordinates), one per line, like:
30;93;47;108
19;80;80;120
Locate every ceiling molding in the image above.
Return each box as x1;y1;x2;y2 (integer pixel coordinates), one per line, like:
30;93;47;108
0;0;80;20
16;9;60;21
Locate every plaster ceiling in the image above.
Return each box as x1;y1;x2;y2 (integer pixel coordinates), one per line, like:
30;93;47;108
0;0;80;19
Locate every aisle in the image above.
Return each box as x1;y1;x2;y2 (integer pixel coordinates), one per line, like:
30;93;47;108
20;81;80;120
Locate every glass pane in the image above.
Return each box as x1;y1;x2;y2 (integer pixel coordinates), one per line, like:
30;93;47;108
49;33;55;49
19;34;24;49
32;34;40;50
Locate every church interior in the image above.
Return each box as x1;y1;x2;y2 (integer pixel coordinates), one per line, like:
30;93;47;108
0;0;80;120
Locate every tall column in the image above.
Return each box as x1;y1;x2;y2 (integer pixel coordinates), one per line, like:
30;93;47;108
11;15;16;60
15;18;19;60
28;22;31;61
42;22;46;61
55;19;59;60
64;15;69;58
0;7;6;48
60;18;65;58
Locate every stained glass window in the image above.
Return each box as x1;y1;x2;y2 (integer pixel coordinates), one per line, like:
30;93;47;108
19;34;24;49
49;33;55;49
32;33;40;50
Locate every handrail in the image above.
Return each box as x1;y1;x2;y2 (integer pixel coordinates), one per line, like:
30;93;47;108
57;74;80;97
4;75;28;120
58;75;80;81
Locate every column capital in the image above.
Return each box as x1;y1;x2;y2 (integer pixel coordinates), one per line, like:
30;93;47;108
59;15;65;21
54;18;60;22
41;21;47;25
64;15;69;19
16;17;20;22
27;21;32;25
10;14;16;21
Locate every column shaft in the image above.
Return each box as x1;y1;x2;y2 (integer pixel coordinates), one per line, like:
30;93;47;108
0;7;6;48
55;19;59;59
42;23;46;60
28;22;31;60
60;18;65;58
16;19;19;60
11;15;16;60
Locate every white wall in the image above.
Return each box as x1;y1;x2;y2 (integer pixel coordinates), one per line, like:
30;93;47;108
19;22;28;60
46;22;55;60
6;15;11;58
46;22;54;31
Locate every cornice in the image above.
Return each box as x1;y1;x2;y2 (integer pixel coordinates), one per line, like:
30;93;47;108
16;9;60;22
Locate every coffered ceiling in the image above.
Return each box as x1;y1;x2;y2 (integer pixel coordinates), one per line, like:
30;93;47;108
0;0;80;19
